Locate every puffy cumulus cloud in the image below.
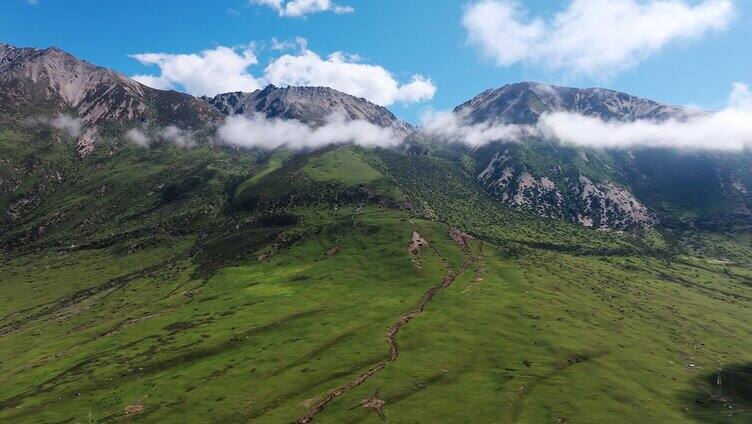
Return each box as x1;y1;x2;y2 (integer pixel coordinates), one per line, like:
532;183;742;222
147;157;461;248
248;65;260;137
130;42;435;106
130;74;172;91
130;45;262;96
538;83;752;151
251;0;353;17
50;115;84;138
463;0;735;77
218;113;401;150
264;50;436;105
394;75;438;104
423;84;752;152
420;110;534;147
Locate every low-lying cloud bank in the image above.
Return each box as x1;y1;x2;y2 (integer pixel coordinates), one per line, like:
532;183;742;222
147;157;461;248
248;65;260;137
420;110;535;148
125;128;149;147
125;126;196;148
538;109;750;151
31;83;752;154
218;113;401;150
421;83;752;151
49;115;84;138
23;115;85;138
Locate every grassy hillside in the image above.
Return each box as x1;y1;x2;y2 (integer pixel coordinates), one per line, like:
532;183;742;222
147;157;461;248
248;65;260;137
1;127;752;423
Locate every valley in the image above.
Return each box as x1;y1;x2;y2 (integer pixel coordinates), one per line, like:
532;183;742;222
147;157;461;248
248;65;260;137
0;42;751;423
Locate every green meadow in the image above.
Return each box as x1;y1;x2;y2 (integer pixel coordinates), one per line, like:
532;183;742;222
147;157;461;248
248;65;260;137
2;143;751;423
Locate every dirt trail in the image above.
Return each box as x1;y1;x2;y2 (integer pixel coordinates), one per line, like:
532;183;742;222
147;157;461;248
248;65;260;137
296;229;475;423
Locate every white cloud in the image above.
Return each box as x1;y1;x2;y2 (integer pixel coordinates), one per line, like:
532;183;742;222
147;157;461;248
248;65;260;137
420;110;533;147
251;0;354;17
126;128;150;147
395;75;438;104
270;36;308;52
130;74;173;91
729;82;752;109
463;0;735;77
160;126;195;148
422;83;752;151
264;49;436;105
538;83;752;151
50;115;83;138
130;43;435;106
218;113;401;150
130;45;262;96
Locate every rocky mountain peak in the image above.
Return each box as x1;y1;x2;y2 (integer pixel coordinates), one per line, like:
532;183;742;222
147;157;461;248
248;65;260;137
204;84;414;137
0;45;220;125
0;43;220;153
452;82;701;230
454;81;696;125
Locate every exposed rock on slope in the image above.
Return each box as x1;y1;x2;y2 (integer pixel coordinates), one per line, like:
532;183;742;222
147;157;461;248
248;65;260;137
444;82;743;230
0;44;220;152
408;231;430;254
477;149;655;230
573;175;655;229
204;85;414;137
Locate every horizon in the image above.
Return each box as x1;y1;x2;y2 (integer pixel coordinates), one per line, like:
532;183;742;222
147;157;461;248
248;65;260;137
2;0;750;124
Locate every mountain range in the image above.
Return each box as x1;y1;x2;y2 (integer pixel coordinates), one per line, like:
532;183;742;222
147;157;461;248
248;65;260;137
2;44;751;423
4;43;748;232
204;84;414;136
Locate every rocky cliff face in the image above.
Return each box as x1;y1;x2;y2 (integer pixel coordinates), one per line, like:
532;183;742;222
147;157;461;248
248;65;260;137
204;85;414;137
476;148;655;231
453;83;752;231
2;45;748;232
449;83;671;230
0;44;220;152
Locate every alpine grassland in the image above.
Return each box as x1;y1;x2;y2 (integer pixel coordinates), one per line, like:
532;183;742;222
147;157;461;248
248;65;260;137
2;137;751;423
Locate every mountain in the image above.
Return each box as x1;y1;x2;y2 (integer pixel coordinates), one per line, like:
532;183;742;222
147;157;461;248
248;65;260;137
0;44;220;152
2;46;752;424
446;82;751;231
454;81;697;124
203;84;414;136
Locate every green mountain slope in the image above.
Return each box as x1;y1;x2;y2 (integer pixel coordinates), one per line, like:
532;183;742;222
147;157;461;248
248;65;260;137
1;47;752;424
445;83;752;231
1;125;751;423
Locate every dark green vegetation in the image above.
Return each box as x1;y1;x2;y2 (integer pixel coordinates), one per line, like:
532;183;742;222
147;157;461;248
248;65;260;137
2;125;752;424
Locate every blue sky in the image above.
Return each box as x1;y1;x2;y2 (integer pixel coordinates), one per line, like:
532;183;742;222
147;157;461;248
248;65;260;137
1;0;750;124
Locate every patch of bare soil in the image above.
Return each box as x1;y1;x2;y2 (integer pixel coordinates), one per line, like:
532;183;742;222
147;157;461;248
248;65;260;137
448;228;474;252
124;402;144;416
296;229;476;423
361;396;386;419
